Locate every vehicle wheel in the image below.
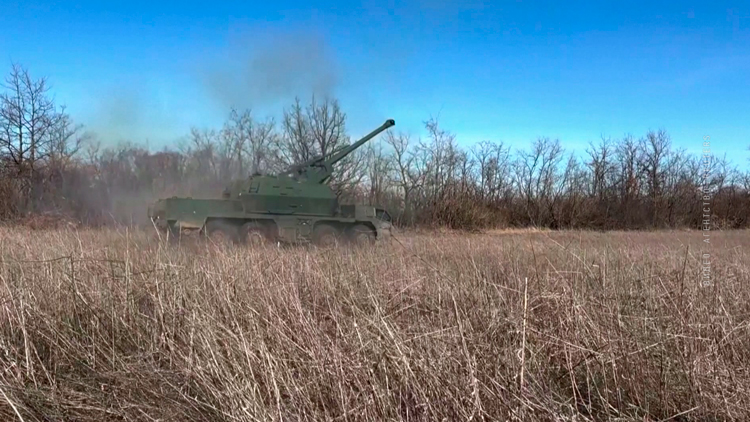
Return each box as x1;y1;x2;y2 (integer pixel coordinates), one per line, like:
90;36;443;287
313;224;341;247
349;224;376;246
165;221;181;243
204;221;238;245
240;222;270;246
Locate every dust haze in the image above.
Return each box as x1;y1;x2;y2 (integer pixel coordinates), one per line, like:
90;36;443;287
38;25;361;228
84;80;185;148
70;26;347;228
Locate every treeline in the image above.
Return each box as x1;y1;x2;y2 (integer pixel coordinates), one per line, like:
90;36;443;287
1;63;748;230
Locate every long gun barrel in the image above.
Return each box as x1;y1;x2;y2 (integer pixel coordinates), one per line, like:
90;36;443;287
284;119;395;184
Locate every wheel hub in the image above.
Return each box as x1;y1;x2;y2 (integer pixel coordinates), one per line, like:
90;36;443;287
246;231;265;245
209;230;232;245
320;234;338;246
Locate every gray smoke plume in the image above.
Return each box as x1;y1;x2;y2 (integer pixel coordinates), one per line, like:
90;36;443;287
198;25;340;113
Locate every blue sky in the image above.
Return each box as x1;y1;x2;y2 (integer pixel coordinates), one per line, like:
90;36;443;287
2;0;749;164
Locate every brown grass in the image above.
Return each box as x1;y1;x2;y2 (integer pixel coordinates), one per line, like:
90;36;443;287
0;226;748;421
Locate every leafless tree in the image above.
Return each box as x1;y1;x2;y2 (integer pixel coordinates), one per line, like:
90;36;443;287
0;63;89;213
513;137;564;226
0;63;56;172
221;108;278;176
383;130;422;223
3;62;750;230
277;95;365;197
363;140;393;206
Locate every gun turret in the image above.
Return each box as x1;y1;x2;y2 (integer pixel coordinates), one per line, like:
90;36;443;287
283;119;395;184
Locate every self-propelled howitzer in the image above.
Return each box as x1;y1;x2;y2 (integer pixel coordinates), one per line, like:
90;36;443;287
148;119;396;246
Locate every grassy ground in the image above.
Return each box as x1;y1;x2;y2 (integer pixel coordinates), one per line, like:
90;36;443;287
0;226;748;421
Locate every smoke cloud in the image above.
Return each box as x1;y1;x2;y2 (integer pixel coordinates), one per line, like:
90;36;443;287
197;26;341;113
52;25;348;227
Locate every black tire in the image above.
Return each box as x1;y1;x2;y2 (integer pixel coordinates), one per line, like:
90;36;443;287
349;224;376;246
313;224;341;247
204;220;239;245
165;221;181;243
240;222;272;246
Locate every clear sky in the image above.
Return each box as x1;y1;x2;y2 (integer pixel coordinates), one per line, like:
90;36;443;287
2;0;749;164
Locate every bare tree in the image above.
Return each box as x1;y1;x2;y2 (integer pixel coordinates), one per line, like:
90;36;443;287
514;137;564;226
584;136;618;224
222;108;278;176
363;140;393;206
47;107;88;168
585;136;617;200
472;140;511;202
3;62;750;230
278;95;364;197
0;63;89;212
643;129;671;226
278;97;312;165
422;116;459;201
471;141;494;201
614;134;646;225
383;130;421;223
0;63;58;173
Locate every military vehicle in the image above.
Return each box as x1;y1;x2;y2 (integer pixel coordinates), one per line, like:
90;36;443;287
148;119;396;246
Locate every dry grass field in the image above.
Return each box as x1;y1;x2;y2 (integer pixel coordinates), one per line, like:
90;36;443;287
0;226;748;421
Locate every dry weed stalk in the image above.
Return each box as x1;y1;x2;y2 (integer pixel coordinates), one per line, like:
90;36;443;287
0;227;748;421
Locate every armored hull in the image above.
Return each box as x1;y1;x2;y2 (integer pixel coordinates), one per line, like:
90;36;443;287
147;119;396;246
148;195;392;245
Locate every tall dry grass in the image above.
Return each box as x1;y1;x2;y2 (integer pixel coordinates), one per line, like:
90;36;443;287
0;226;748;421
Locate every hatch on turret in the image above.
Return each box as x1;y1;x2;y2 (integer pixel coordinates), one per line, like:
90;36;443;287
248;179;260;193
